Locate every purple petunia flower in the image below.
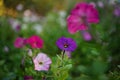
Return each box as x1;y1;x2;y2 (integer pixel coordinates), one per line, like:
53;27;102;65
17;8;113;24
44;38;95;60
114;6;120;17
56;37;77;52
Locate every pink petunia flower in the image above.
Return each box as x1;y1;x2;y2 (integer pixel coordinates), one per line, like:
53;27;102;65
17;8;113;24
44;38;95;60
81;31;92;41
67;2;99;34
33;53;52;71
27;35;43;48
97;1;104;8
89;2;96;8
65;51;71;58
14;37;26;48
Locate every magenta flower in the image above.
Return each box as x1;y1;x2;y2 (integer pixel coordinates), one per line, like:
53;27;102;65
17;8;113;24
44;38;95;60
24;75;33;80
27;35;43;48
15;25;21;32
33;53;52;71
67;2;99;34
14;37;26;48
56;37;77;52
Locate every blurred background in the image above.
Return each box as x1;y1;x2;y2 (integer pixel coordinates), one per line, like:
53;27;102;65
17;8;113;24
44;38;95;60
0;0;120;80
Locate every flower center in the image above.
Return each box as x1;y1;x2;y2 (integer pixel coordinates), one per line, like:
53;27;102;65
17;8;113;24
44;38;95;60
80;16;87;24
64;44;68;48
39;62;43;65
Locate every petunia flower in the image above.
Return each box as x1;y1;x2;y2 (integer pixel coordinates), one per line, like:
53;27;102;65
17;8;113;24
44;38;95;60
56;37;77;52
65;51;71;58
27;35;43;48
8;18;21;32
89;2;96;8
33;53;52;71
3;46;9;52
81;31;92;41
97;1;104;8
114;6;120;17
24;75;33;80
27;49;32;57
14;37;26;48
67;2;99;34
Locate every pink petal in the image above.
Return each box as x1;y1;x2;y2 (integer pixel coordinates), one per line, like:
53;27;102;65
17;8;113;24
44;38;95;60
86;7;99;23
67;15;80;23
67;15;86;34
27;35;43;48
71;2;89;16
14;37;25;48
44;58;52;64
33;53;52;71
78;24;88;30
65;51;71;58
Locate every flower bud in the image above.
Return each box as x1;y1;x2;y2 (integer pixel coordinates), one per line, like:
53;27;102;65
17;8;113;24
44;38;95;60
28;49;32;57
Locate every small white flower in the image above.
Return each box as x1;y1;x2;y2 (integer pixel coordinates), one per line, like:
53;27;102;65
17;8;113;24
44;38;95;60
16;4;23;11
3;46;9;52
33;24;42;34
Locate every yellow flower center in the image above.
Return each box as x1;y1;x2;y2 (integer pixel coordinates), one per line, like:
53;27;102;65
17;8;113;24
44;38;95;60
64;44;68;48
39;62;43;65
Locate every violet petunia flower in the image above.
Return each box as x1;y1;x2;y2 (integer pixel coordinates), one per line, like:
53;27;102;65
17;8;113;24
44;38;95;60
14;37;26;48
15;25;21;32
8;18;21;32
27;35;43;48
67;2;99;34
56;37;77;52
114;6;120;17
33;53;52;71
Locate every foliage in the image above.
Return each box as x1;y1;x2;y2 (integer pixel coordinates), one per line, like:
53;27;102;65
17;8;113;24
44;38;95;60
0;0;120;80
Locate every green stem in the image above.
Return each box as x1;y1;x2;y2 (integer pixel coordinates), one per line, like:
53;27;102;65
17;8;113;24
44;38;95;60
21;56;25;76
21;48;27;76
42;75;46;80
62;50;65;60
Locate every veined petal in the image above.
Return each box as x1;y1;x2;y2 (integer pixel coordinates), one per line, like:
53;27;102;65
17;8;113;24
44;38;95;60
33;53;52;71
